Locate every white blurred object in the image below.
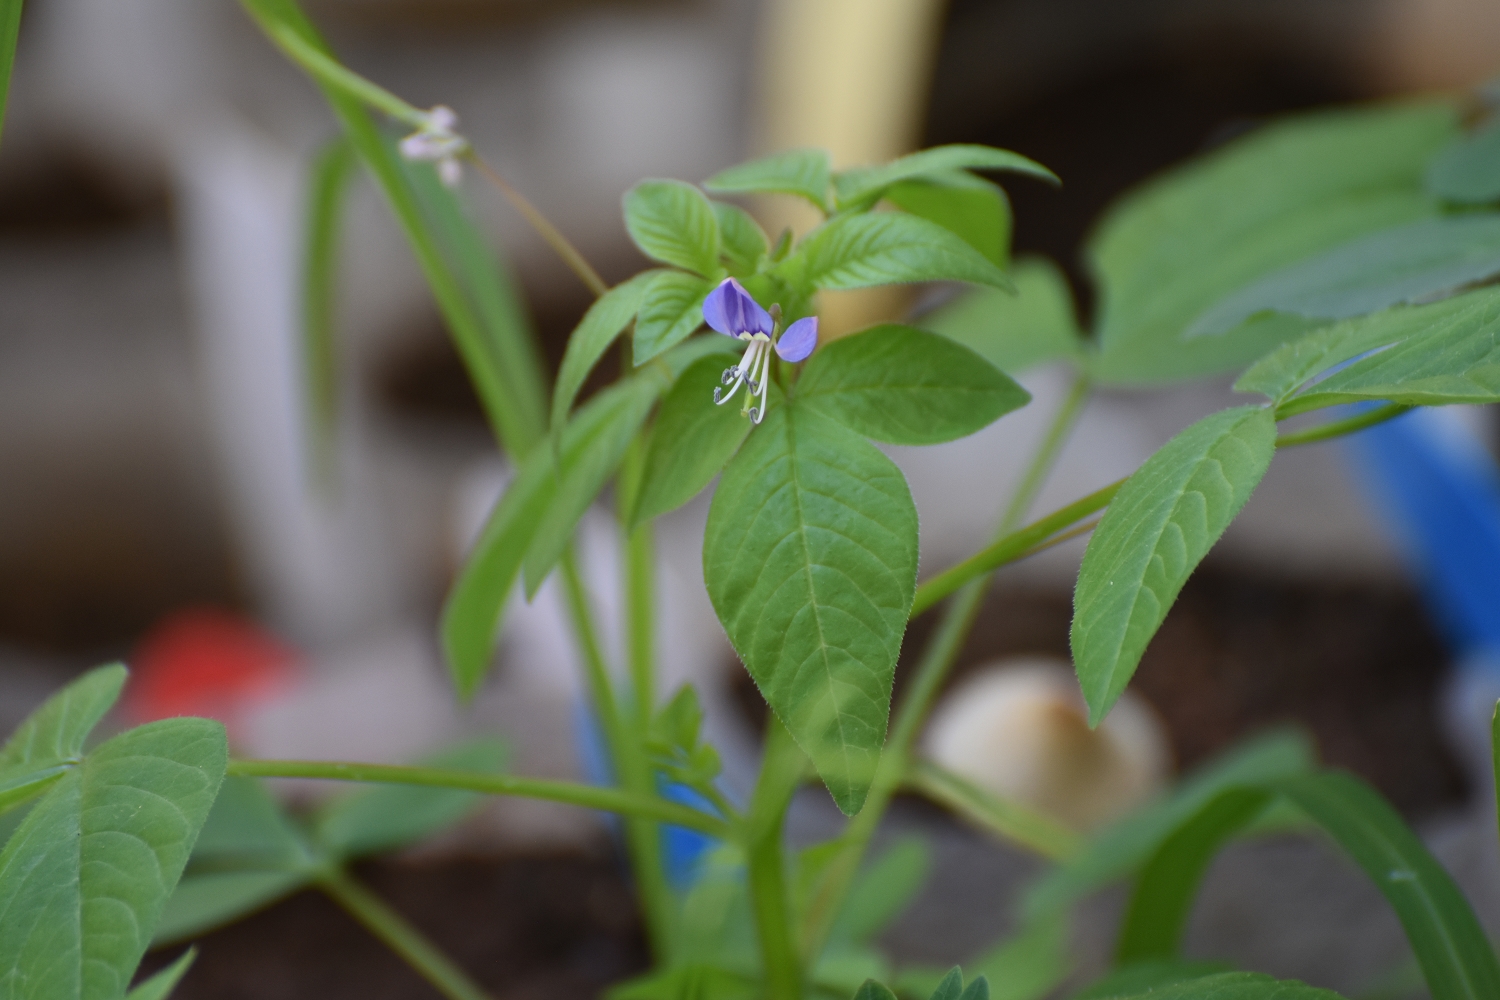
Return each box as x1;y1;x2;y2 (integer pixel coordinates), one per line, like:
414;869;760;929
923;658;1171;831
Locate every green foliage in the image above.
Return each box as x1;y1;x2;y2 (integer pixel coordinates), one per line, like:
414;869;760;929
628;351;753;526
299;137;357;482
883;173;1011;268
1089;972;1343;1000
0;0;21;150
714;202;771;276
1187;215;1500;337
778;212;1013;293
919;257;1083;374
0;664;126;813
551;271;655;445
1426;116;1500;205
861;965;993;1000
704;403;919;815
1072;406;1278;723
896;917;1067;1000
0;706;227;1000
832;838;930;943
705;149;833;213
636;271;716;364
1088;100;1457;384
1072;960;1232;999
794;324;1030;445
127;950;197;1000
645;686;723;793
832;144;1057;210
624;180;724;279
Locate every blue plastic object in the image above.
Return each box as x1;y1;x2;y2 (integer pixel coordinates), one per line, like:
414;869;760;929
1344;404;1500;669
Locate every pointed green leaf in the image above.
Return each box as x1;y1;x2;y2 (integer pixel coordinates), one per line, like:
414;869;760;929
551;271;656;443
630;351;753;525
634;270;714;364
1426;117;1500;205
713;201;770;276
794;324;1030;445
705;149;832;213
704;404;918;815
1073;961;1233;1000
624;179;722;278
1102;972;1343;1000
127;949;196;1000
1271;772;1500;1000
313;739;506;858
958;977;990;1000
885;172;1011;268
1023;730;1314;920
853;980;900;1000
299;137;357;485
969;915;1067;1000
1188;214;1500;337
1072;407;1277;723
929;967;966;1000
523;372;668;595
921;257;1083;374
0;718;227;1000
0;0;21;151
0;664;125;775
1090;101;1458;384
834;145;1056;209
1259;286;1500;416
835;837;930;942
781;213;1013;293
155;871;309;947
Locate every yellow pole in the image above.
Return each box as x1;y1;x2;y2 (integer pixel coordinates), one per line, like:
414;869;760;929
752;0;950;337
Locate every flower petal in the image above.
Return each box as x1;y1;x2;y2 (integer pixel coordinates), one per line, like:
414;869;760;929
775;316;818;362
702;278;772;337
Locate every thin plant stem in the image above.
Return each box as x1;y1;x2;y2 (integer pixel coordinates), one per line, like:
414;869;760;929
619;439;656;729
470;155;609;298
225;759;731;837
263;20;427;127
0;0;23;150
801;373;1093;958
560;549;674;957
1274;402;1411;447
905;759;1081;861
746;715;807;1000
317;867;492;1000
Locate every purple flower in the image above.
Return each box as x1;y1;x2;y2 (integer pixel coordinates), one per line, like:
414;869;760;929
702;278;819;423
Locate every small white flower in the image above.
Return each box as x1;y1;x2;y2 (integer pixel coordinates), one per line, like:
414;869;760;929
399;105;468;187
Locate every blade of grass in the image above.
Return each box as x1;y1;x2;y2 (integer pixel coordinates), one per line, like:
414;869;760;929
0;0;20;150
301;136;357;489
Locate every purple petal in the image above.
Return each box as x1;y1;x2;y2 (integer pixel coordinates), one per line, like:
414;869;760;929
701;278;772;337
775;316;818;362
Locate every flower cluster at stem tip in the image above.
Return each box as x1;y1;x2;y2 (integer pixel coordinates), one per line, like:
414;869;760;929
399;105;468;186
703;278;817;424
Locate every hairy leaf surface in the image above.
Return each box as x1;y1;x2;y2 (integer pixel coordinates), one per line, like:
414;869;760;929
704;405;918;814
634;271;714;364
781;213;1012;293
624;180;722;278
1072;407;1277;723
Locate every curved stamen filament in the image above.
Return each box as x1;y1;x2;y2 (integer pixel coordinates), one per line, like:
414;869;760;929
713;337;770;411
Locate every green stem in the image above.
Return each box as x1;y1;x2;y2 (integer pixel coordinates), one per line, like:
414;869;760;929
619;439;656;730
471;156;609;298
0;0;23;150
562;550;673;959
1274;402;1411;447
746;716;807;1000
317;867;492;1000
226;759;730;837
264;21;427;126
905;759;1081;861
801;374;1093;958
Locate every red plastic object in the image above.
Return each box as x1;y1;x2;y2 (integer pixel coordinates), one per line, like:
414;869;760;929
125;608;301;739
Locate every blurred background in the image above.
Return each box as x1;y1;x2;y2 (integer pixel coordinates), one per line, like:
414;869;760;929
5;0;1500;994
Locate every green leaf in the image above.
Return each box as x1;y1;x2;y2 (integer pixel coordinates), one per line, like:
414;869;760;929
714;202;770;276
1188;215;1500;337
1072;406;1277;723
629;350;752;525
313;739;506;858
299;137;357;485
127;949;197;1000
0;718;227;1000
551;271;655;445
705;149;832;213
929;968;966;1000
920;257;1083;373
1272;772;1500;1000
781;213;1013;293
969;915;1068;1000
1114;787;1274;961
884;173;1011;268
1100;972;1343;1000
1254;286;1500;416
624;179;722;278
0;0;21;151
794;324;1030;445
523;371;668;595
854;980;900;1000
1073;961;1233;1000
634;270;714;364
704;404;919;815
155;871;309;946
834;145;1057;210
1023;729;1315;919
834;838;930;942
1426;117;1500;205
0;664;124;775
440;439;556;697
1089;100;1459;384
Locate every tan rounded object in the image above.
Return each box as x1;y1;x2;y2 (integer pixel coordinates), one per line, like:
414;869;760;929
922;658;1171;832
